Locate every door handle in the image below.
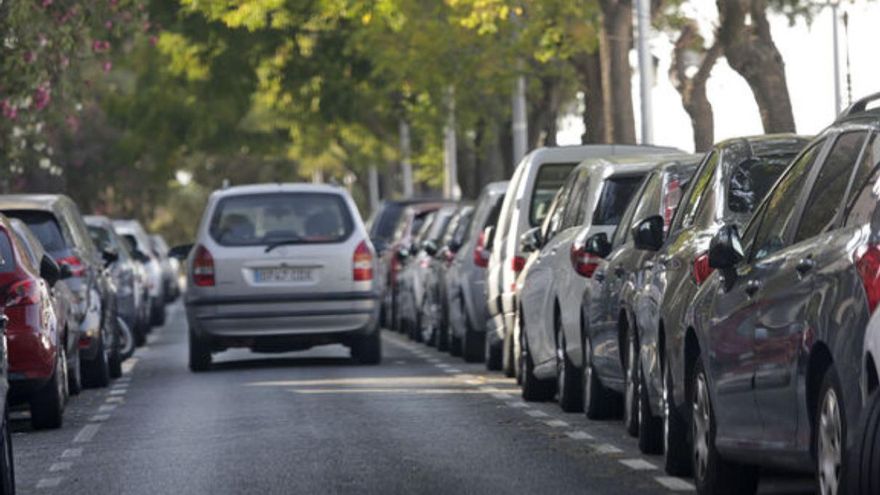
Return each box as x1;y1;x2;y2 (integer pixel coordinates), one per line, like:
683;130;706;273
744;279;762;297
614;266;626;278
796;257;815;275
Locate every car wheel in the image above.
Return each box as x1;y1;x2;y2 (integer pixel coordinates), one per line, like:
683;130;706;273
188;329;212;372
638;361;663;454
556;323;583;412
582;337;618;419
816;367;847;495
502;321;516;378
663;356;691;475
67;339;82;396
150;300;166;327
461;321;483;363
691;358;759;495
351;329;382;365
521;332;555;402
117;316;135;361
82;334;111;388
624;330;639;437
847;389;880;494
0;406;14;495
30;350;65;430
484;331;502;371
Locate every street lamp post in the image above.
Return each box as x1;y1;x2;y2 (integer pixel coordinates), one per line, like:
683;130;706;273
635;0;654;145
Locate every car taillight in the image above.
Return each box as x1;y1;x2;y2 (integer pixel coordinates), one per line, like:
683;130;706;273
663;179;681;233
6;279;39;307
692;252;713;285
856;244;880;313
511;255;526;273
473;232;490;268
570;244;600;278
192;245;215;287
353;240;373;281
58;255;86;277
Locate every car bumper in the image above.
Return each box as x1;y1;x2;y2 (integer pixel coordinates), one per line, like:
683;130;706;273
7;326;55;380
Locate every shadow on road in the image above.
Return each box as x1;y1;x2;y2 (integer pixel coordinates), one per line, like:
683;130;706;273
208;356;360;372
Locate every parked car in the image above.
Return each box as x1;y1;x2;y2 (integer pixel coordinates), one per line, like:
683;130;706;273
86;215;144;356
367;198;450;255
446;181;508;361
0;195;118;389
0;213;69;429
175;183;381;370
579;157;701;439
682;104;880;494
486;144;679;375
518;153;691;409
150;234;180;302
0;312;12;493
420;205;473;351
114;220;166;327
628;134;810;477
847;389;880;495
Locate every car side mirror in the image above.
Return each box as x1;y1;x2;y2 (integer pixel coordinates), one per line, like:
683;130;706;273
708;224;744;269
40;254;62;287
520;227;543;253
102;248;119;266
168;244;193;260
397;248;410;262
632;215;664;252
584;232;612;259
409;243;419;256
423;240;438;257
447;238;462;253
59;263;73;280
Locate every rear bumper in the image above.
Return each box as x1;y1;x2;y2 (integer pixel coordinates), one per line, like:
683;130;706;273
8;327;55;381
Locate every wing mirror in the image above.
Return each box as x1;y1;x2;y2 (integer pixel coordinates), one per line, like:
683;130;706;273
447;238;462;253
520;227;543;253
397;247;410;262
102;248;119;266
40;254;62;287
632;215;664;252
708;224;744;269
584;232;612;258
423;240;438;257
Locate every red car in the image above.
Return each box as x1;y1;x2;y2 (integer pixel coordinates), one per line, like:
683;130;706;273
0;215;69;429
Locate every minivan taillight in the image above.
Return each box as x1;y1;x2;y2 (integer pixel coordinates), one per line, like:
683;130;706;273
473;232;490;268
58;255;86;277
6;279;39;307
353;240;373;281
692;252;713;285
511;255;526;273
857;244;880;313
570;245;600;278
192;245;215;287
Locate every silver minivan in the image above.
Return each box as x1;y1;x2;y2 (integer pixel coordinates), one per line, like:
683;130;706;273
178;183;380;370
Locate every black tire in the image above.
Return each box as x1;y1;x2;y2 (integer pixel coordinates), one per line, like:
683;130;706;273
462;326;483;363
583;337;619;419
108;318;123;379
521;332;555;402
664;358;692;476
691;359;759;495
117;317;135;361
351;330;382;365
624;329;639;437
188;329;212;372
637;360;664;454
450;333;462;357
847;389;880;495
502;323;516;378
816;367;847;495
30;352;65;430
556;323;583;412
67;344;82;396
82;335;111;389
0;406;15;495
150;300;166;327
485;332;502;371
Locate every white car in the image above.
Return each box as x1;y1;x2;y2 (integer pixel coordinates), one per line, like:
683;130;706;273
177;183;381;371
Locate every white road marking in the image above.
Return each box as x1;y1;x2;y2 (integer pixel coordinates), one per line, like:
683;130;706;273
49;462;72;472
394;360;406;365
98;404;117;413
491;393;512;400
73;424;101;443
465;380;483;385
61;448;83;458
526;410;549;418
544;419;569;428
619;459;657;470
593;444;623;454
654;476;696;491
90;414;111;422
121;358;139;373
565;430;594;440
443;369;458;374
435;364;451;369
506;401;529;408
447;368;462;373
105;396;125;404
36;477;62;489
109;388;127;395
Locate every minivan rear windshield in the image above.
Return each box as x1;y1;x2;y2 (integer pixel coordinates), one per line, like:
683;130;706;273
593;176;645;226
530;163;578;226
209;193;354;246
3;210;68;256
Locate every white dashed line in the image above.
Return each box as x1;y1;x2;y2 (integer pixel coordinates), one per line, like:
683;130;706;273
49;462;72;472
98;404;117;413
90;414;111;422
544;419;569;428
36;477;62;489
435;364;451;369
593;444;623;454
447;368;462;373
73;424;101;443
61;448;83;458
105;396;125;404
478;386;499;393
491;393;511;400
654;476;696;491
619;459;657;470
443;369;458;374
465;380;482;385
565;430;593;440
525;409;549;418
109;388;127;395
506;401;529;408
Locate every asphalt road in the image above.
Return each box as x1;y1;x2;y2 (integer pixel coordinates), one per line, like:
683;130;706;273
10;303;816;494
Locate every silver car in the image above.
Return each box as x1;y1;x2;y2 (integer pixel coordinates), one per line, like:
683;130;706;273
178;183;380;371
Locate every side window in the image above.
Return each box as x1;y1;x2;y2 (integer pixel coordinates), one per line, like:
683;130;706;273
750;140;826;261
845;134;880;226
676;152;719;229
563;171;589;229
794;131;868;243
614;174;656;247
545;175;575;238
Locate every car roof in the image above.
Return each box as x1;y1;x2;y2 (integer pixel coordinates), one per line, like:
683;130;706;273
483;181;509;194
522;144;681;165
208;183;349;200
0;194;71;212
84;215;112;227
572;152;701;180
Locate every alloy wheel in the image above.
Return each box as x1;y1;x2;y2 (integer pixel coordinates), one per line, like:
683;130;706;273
692;372;711;483
818;388;842;495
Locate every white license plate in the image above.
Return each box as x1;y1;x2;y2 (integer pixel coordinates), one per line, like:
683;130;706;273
254;267;313;283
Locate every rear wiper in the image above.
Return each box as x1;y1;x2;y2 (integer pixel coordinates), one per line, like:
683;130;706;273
264;237;303;253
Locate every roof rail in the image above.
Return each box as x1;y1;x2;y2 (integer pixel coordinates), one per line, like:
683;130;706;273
839;92;880;119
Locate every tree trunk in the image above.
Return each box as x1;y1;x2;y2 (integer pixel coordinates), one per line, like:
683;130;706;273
716;0;796;133
528;72;562;148
670;20;721;152
599;0;637;144
570;52;609;144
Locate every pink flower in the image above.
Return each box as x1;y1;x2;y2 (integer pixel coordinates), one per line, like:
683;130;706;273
33;85;51;111
102;61;113;73
105;20;113;30
1;100;18;121
66;115;80;133
92;40;111;53
41;0;53;8
22;51;36;64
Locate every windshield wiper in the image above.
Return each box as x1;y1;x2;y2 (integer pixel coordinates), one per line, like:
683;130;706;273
264;237;303;253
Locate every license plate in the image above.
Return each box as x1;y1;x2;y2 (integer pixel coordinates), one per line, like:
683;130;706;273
254;267;313;283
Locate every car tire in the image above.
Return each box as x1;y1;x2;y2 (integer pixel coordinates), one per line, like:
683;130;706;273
638;362;663;454
816;366;847;495
189;329;212;372
0;406;14;495
624;330;639;437
352;329;382;365
583;337;618;419
117;317;135;361
663;358;692;476
691;358;759;495
502;325;516;378
67;342;82;396
30;351;65;430
150;301;166;327
484;333;502;371
108;319;123;379
521;332;555;402
847;389;880;495
556;324;583;413
82;335;111;389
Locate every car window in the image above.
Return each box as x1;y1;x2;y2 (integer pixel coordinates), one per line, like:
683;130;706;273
750;140;826;261
593;175;646;226
846;134;880;227
661;167;695;233
209;192;354;246
0;230;16;274
530;162;578;227
613;174;654;247
676;152;718;229
5;210;69;256
370;203;403;242
544;176;575;240
727;153;793;223
563;170;589;228
794;131;869;243
88;225;113;252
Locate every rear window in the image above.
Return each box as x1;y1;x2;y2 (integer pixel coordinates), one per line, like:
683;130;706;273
369;203;404;242
593;176;645;226
0;231;15;273
209;193;354;246
88;226;112;252
727;155;794;218
4;210;68;255
530;163;578;227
